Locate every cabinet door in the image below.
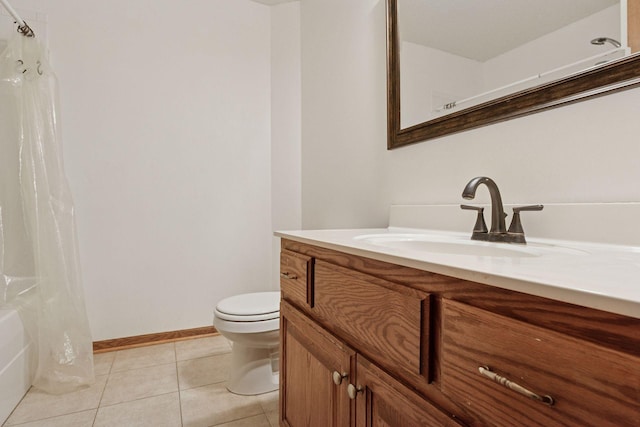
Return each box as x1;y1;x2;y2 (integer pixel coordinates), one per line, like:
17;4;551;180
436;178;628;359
353;356;465;427
280;301;354;427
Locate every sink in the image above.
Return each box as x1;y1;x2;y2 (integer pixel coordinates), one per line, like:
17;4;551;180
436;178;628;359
354;233;588;258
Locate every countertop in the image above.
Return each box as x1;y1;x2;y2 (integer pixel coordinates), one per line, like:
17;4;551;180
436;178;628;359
275;227;640;319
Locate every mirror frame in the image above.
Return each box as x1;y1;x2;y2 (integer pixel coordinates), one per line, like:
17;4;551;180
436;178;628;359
387;0;640;149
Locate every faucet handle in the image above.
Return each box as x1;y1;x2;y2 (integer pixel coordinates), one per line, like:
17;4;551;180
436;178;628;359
513;205;544;213
461;205;488;235
508;205;544;235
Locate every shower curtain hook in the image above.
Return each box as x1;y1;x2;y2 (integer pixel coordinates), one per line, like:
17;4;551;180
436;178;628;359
16;20;35;37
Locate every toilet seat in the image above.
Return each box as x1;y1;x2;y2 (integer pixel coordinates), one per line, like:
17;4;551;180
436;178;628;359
214;310;279;322
215;291;280;322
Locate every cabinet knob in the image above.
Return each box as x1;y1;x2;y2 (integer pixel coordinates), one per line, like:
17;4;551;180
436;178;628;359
280;272;298;280
347;383;363;399
332;371;347;385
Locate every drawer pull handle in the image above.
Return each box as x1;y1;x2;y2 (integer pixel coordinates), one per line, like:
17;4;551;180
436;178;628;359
280;272;298;280
332;371;347;385
347;383;363;399
479;366;554;406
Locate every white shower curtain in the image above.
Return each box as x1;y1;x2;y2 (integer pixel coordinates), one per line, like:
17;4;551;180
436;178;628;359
0;33;94;393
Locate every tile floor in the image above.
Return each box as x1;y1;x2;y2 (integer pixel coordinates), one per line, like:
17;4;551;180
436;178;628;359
3;335;279;427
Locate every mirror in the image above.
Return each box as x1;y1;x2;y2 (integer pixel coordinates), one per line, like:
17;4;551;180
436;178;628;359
387;0;640;149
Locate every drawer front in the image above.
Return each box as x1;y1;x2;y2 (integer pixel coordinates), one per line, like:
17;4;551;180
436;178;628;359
280;250;313;308
441;299;640;427
313;261;430;380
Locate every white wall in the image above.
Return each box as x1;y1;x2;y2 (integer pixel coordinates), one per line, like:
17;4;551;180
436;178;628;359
4;0;277;341
301;0;389;229
271;2;301;289
301;0;640;229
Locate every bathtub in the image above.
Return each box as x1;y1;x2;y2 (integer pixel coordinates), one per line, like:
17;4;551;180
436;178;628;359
0;307;33;424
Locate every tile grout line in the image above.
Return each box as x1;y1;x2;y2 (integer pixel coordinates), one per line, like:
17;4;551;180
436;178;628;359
174;343;185;427
6;409;98;427
94;390;180;410
92;350;116;426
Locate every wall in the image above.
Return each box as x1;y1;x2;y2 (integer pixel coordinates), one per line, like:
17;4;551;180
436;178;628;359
3;0;277;341
301;0;640;231
301;0;389;229
271;2;301;289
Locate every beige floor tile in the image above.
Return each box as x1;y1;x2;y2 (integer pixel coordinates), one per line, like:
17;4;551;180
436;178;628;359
94;392;181;427
265;410;279;427
175;335;231;361
93;352;115;376
257;390;278;414
2;409;96;427
216;413;271;427
180;382;263;427
110;343;176;373
100;363;178;406
4;376;107;425
177;353;230;390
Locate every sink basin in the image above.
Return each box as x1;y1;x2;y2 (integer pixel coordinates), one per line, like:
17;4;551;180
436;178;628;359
354;233;588;258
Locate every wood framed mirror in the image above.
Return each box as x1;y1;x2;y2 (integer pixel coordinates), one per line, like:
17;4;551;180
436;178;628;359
387;0;640;149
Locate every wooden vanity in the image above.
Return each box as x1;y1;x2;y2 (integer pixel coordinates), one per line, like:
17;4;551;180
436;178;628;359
278;238;640;426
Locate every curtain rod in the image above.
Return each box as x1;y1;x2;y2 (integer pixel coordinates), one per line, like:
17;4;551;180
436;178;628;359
0;0;35;37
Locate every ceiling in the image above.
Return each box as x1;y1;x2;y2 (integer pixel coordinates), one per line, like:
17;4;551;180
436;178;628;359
399;0;618;61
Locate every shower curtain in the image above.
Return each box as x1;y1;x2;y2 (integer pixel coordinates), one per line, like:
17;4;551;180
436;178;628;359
0;32;94;393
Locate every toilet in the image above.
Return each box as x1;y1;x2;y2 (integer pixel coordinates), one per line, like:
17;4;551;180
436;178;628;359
213;291;280;395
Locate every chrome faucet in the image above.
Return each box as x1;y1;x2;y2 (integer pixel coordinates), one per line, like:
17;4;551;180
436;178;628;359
461;177;543;244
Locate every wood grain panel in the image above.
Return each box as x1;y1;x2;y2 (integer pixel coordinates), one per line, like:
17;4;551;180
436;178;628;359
441;299;640;427
313;261;430;379
280;301;354;427
356;356;465;427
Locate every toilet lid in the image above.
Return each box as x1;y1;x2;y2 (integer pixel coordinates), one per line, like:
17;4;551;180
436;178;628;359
215;291;280;318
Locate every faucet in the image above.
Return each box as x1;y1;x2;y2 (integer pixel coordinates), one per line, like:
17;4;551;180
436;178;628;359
462;177;507;234
461;176;543;244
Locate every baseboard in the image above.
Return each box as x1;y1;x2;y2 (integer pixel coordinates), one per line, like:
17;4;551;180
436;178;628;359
93;326;219;353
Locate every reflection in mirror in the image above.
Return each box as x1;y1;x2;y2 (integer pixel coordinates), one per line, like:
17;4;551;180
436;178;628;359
386;0;640;149
400;0;627;128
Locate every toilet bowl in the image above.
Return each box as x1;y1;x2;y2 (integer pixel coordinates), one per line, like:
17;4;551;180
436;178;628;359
213;291;280;395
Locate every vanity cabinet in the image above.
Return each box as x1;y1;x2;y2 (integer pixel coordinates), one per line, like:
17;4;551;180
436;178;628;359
279;239;640;427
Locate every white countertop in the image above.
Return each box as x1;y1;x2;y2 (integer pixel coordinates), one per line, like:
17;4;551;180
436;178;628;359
275;227;640;319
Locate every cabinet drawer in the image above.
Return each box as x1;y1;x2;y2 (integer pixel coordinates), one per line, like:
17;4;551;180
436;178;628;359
441;299;640;427
313;261;430;380
280;250;314;307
